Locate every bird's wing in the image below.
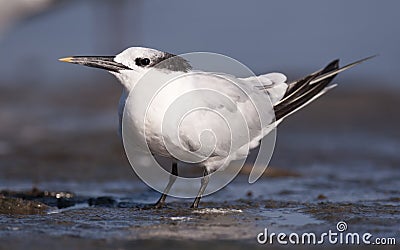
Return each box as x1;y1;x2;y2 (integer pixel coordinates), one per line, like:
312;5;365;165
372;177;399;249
153;72;283;163
239;72;288;104
273;56;375;121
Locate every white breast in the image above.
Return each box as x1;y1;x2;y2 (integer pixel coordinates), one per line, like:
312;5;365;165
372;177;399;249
120;69;287;171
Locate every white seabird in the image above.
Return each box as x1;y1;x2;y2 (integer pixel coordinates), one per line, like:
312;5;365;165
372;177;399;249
60;47;373;208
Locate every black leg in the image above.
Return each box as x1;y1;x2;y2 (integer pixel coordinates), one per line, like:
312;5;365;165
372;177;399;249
153;162;178;208
190;168;210;209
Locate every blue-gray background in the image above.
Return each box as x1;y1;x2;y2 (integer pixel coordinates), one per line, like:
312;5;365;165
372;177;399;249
0;0;398;88
0;0;399;183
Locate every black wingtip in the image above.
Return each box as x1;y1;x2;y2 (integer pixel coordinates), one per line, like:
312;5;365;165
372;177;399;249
274;55;376;121
326;59;340;69
322;59;340;75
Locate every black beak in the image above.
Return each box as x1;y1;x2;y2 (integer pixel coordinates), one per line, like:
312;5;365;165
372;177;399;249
59;56;131;72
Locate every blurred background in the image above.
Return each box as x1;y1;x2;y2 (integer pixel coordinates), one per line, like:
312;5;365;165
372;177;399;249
1;0;399;182
0;0;399;246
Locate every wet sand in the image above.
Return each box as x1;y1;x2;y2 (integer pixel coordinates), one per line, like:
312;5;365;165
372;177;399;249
0;83;399;249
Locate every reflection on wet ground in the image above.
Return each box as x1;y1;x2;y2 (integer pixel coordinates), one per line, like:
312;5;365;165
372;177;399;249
0;84;399;249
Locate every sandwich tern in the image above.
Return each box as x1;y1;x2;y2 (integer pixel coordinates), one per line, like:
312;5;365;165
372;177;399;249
60;47;373;208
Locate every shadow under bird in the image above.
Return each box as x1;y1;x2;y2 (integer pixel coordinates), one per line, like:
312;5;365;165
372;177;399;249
59;47;373;208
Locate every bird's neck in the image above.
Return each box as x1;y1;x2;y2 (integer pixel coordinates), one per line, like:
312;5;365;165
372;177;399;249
112;71;143;93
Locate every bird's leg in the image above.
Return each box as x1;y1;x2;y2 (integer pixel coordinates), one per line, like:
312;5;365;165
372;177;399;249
190;168;210;209
153;162;178;208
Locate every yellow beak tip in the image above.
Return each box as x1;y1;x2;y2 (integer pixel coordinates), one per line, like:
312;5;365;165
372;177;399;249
58;57;74;63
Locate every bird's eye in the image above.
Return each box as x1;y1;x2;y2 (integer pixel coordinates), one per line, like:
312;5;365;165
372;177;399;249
141;58;150;65
135;57;150;66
